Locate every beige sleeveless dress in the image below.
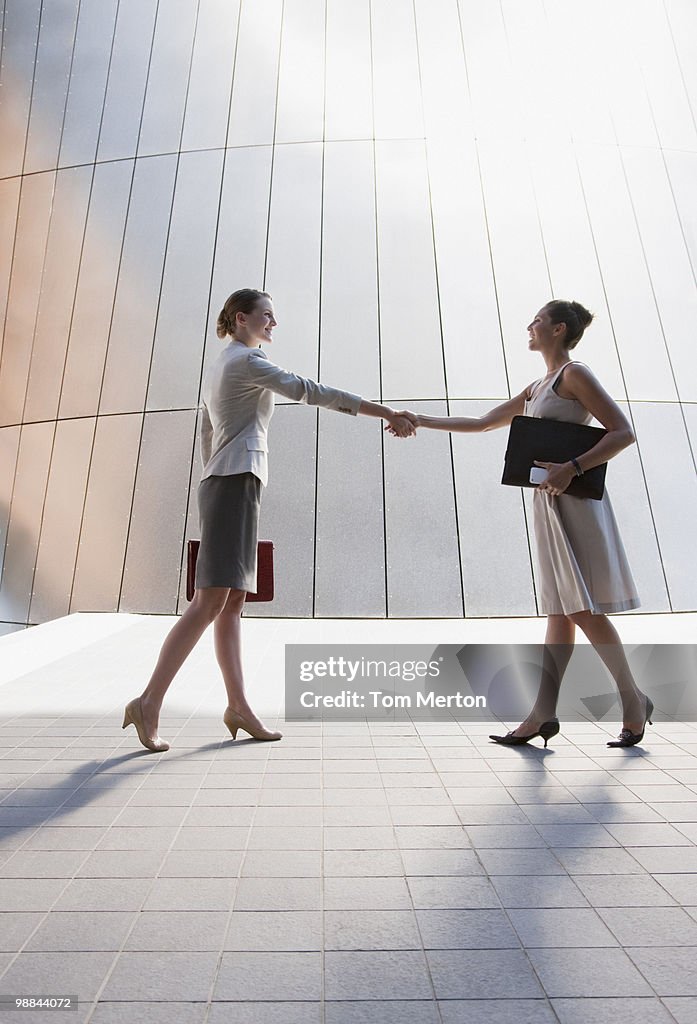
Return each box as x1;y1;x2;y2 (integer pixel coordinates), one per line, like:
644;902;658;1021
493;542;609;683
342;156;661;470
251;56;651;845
525;363;640;616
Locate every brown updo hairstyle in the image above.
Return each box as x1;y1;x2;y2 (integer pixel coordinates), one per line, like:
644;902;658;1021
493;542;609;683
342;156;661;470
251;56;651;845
216;288;272;339
543;299;594;349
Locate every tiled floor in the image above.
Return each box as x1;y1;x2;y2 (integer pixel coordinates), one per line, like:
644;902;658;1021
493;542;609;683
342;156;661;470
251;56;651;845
1;613;696;1023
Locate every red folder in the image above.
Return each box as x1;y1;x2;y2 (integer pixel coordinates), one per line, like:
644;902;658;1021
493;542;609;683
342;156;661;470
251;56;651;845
186;540;274;602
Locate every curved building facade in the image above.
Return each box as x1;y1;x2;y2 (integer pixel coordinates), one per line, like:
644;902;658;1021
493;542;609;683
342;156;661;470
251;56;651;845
1;0;696;630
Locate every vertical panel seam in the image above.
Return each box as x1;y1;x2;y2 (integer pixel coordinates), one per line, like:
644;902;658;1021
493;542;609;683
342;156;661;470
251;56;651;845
413;0;465;618
369;0;389;619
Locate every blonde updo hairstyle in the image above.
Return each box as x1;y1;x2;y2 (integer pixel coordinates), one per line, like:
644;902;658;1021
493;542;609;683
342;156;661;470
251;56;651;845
216;288;272;340
543;299;594;350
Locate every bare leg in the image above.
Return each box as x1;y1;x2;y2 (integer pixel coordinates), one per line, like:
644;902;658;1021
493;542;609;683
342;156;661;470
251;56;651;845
513;615;575;736
213;589;276;732
569;611;646;731
136;587;230;741
213;589;253;716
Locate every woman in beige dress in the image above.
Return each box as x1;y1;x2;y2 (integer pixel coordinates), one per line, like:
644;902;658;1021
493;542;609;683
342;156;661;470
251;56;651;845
403;299;652;748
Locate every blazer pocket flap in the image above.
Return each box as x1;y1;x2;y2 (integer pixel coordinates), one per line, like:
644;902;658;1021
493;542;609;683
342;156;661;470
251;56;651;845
245;436;268;452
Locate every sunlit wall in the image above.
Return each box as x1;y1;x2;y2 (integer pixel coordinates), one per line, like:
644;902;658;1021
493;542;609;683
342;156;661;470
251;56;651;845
1;0;696;630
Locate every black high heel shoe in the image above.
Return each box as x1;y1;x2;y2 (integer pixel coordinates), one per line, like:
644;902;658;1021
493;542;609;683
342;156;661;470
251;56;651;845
607;697;654;748
490;718;560;749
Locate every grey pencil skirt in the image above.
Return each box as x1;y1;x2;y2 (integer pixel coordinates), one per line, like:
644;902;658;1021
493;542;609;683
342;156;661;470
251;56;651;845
195;473;262;592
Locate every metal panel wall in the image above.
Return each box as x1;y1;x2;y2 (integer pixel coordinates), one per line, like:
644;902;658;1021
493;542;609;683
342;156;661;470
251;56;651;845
58;160;135;420
0;422;54;624
450;402;536;617
2;0;697;627
23;165;92;423
384;401;462;617
0;172;55;428
181;0;241;153
23;0;79;175
70;414;142;613
120;410;197;614
0;0;42;179
30;417;95;622
58;0;119;168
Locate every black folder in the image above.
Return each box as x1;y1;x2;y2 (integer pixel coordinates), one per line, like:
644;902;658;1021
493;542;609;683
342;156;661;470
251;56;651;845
502;415;607;500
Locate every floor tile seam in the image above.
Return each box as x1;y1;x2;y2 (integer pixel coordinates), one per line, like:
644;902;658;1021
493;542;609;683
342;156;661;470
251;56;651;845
366;720;445;1023
479;735;626;979
81;729;231;1024
0;722;181;977
203;714;293;1024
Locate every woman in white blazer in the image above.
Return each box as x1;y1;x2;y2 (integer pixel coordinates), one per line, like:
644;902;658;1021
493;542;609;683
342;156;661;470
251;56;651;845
123;288;415;751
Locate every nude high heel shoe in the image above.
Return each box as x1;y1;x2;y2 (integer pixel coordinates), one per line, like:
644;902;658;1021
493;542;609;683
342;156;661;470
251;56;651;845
223;708;282;742
122;698;170;752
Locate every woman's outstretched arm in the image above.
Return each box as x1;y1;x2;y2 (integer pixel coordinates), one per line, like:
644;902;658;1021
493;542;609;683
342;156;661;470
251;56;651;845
393;388;529;434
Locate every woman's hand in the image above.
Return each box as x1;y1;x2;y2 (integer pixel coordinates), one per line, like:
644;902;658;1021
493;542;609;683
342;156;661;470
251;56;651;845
533;460;575;497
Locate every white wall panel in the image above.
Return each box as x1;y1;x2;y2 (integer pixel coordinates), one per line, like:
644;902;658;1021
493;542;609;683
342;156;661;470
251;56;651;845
576;144;677;402
29;417;94;623
623;147;697;403
23;0;79;174
264;143;323;380
625;0;697;152
375;140;444;402
249;404;317;618
684;404;697;476
500;0;567;142
0;177;21;336
587;0;656;149
137;0;198;158
58;0;119;168
97;0;159;163
0;171;54;428
371;0;423;141
275;0;325;145
543;0;614;146
120;410;196;613
384;401;462;617
70;413;142;612
59;160;134;420
23;165;92;423
457;0;519;142
427;134;507;399
176;408;204;613
227;0;283;148
450;401;536;617
325;0;372;141
0;425;21;577
99;154;178;415
0;421;54;623
665;151;697;283
528;142;624;397
631;403;697;611
664;0;697;128
3;0;697;622
0;0;41;179
315;412;385;617
477;139;551;396
203;146;273;383
146;149;224;412
414;0;472;141
319;141;379;399
181;0;241;153
601;406;670;613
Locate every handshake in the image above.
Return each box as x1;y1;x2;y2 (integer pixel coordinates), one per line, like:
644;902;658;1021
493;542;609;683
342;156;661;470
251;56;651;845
385;410;419;438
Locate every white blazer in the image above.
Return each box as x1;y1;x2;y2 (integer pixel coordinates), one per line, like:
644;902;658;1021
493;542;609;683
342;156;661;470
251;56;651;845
200;341;362;486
